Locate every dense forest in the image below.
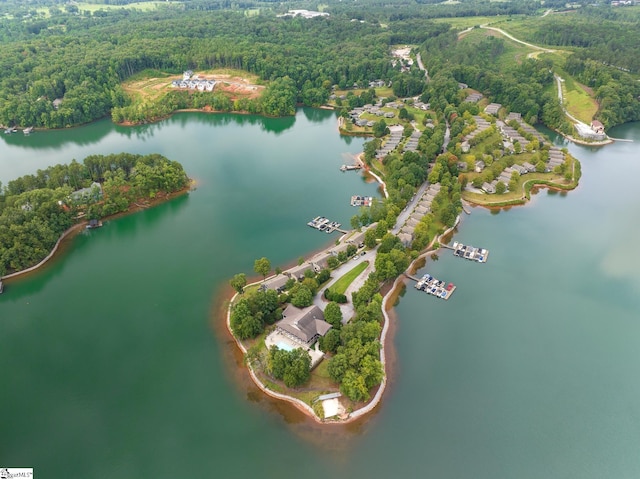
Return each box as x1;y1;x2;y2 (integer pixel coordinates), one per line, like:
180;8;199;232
0;0;638;129
0;6;447;127
0;153;189;275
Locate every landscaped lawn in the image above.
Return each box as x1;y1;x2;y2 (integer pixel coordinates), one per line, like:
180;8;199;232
331;261;369;295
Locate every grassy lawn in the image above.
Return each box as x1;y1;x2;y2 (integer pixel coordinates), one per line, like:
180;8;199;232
563;87;598;124
462;169;574;206
307;359;338;392
331;261;369;295
536;52;598;123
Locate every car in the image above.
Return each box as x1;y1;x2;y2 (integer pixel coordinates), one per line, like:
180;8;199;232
361;251;366;255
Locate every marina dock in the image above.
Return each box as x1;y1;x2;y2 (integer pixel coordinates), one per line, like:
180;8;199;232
450;242;489;263
351;195;373;207
411;273;456;300
307;216;346;234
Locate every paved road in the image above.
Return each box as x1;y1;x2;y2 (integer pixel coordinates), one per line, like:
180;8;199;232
314;245;379;322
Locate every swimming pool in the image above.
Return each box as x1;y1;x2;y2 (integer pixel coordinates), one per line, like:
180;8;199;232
277;342;295;352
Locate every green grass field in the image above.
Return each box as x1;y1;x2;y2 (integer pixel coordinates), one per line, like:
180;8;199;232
331;261;369;295
432;16;505;29
459;28;536;68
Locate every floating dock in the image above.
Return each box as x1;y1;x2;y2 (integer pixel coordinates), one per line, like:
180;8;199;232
451;242;489;263
307;216;345;234
414;273;456;300
340;164;362;172
351;195;373;207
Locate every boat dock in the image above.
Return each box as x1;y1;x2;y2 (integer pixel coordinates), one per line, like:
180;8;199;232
307;216;347;234
410;273;456;300
340;164;362;172
450;242;489;263
351;195;373;207
23;126;34;135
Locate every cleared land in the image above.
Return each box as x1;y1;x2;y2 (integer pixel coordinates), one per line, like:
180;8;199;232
121;68;265;103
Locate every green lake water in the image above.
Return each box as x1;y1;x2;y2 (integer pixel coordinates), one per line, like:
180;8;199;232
1;112;639;478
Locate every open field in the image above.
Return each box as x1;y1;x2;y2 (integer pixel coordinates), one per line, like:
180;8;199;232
488;16;563;47
459;28;536;68
538;53;599;123
76;1;181;12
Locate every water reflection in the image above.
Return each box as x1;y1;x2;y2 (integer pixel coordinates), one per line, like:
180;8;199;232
302;107;334;123
0;120;112;150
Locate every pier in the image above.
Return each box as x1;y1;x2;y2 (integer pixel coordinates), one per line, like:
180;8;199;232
307;216;346;234
351;195;373;207
408;273;456;300
340;164;362;172
451;242;489;263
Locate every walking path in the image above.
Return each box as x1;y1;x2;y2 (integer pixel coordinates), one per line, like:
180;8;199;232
416;53;430;82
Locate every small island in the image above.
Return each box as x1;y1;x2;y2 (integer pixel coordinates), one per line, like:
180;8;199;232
0;153;190;280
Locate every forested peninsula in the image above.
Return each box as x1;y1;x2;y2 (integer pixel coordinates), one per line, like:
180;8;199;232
0;153;189;276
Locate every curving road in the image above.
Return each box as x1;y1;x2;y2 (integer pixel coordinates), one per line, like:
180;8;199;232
480;25;555;55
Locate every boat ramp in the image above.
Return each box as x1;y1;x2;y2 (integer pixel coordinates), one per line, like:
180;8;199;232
450;242;489;263
412;273;456;300
351;195;373;207
307;216;346;234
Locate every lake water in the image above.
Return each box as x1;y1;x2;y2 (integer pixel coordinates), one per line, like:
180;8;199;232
1;112;639;478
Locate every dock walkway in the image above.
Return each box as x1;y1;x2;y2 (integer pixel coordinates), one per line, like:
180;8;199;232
451;242;489;263
411;273;456;300
307;216;344;234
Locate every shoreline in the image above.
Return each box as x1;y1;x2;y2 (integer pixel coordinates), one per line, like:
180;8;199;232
1;182;193;283
223;115;587;424
224;202;461;424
